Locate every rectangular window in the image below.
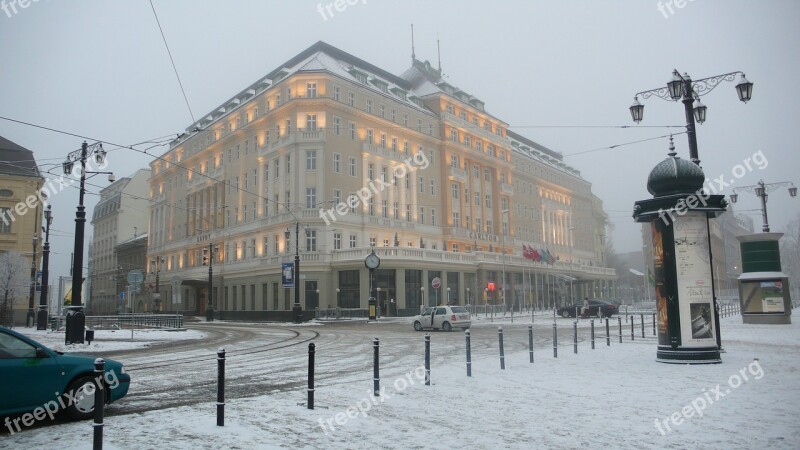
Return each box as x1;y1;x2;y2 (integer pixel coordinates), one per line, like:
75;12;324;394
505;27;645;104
334;232;342;250
379;105;385;118
391;109;397;122
349;122;356;140
333;189;342;205
403;113;409;127
333;116;341;135
306;230;317;251
431;209;436;226
484;168;491;181
306;114;317;131
451;183;460;199
368;163;374;180
306;187;316;208
306;150;317;170
405;204;411;221
464;136;471;148
450;129;458;143
333;153;341;173
450;155;459;168
366;98;372;113
366;129;373;144
287;154;291;173
485;194;492;208
430;180;436;195
349;234;357;248
452;211;460;227
348;92;355;107
382;200;388;218
475;191;480;206
380;133;386;148
349;157;357;176
391;137;398;151
333;86;340;101
419;207;425;224
307;82;317;98
393;201;399;218
418;176;424;193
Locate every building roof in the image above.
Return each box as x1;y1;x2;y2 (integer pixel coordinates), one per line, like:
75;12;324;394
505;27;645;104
0;136;41;178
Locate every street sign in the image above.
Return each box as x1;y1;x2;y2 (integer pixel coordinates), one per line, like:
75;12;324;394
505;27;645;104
127;270;144;285
119;291;126;300
431;277;441;289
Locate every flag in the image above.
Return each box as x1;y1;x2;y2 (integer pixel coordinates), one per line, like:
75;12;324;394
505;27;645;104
647;267;655;286
532;249;541;262
546;250;556;265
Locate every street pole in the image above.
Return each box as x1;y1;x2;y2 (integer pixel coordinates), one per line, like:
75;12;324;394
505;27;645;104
292;222;303;323
206;243;215;322
65;142;88;344
26;211;39;327
36;205;52;330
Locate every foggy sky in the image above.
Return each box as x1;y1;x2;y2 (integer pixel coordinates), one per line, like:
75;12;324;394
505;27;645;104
1;0;798;286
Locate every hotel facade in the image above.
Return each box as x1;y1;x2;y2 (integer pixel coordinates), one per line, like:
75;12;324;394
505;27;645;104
147;42;616;319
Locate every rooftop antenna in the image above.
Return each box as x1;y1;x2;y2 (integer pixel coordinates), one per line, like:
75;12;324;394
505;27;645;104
411;24;416;61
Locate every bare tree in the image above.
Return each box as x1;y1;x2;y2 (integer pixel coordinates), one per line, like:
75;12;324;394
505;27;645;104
0;251;31;327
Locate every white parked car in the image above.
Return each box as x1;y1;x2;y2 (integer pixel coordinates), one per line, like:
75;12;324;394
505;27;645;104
413;306;471;331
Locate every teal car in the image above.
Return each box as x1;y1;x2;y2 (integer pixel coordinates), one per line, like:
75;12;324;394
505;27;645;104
0;326;130;421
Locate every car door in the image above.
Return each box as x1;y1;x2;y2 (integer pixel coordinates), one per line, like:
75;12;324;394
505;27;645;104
0;330;60;415
434;307;447;328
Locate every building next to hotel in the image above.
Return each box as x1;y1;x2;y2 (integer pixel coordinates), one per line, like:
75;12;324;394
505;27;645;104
146;41;616;319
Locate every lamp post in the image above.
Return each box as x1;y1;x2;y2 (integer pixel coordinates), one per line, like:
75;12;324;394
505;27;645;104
376;286;382;318
26;231;38;327
285;223;309;323
630;69;753;167
501;209;509;312
202;244;218;321
730;180;797;232
36;205;52;330
63;141;114;344
420;286;425;314
446;287;451;305
150;256;164;312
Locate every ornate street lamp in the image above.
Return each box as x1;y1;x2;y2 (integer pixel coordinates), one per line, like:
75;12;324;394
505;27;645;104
36;205;53;330
285;223;309;323
630;69;753;166
64;141;115;344
731;180;797;232
202;244;218;321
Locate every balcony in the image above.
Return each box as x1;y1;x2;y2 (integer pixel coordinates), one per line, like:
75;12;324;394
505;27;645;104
500;183;514;195
259;130;327;156
440;111;502;144
362;142;409;164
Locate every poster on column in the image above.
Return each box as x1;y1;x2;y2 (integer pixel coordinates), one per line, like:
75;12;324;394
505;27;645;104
651;221;669;346
672;212;715;346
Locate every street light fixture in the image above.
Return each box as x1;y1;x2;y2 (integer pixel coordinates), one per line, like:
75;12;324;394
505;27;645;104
630;69;753;166
64;141;115;344
730;180;797;232
26;232;38;327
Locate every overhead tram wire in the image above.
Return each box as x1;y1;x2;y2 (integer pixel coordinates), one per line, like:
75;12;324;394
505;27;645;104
562;131;688;158
149;0;196;126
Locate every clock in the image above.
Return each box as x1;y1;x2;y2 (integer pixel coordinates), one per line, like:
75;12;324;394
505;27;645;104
365;252;381;269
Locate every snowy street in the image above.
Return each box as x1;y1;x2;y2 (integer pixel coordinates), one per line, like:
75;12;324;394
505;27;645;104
2;312;799;449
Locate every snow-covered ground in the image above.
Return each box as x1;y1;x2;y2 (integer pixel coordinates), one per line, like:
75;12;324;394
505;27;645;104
3;314;798;449
13;327;206;353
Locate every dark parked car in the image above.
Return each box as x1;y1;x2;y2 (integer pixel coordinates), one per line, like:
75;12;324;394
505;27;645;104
557;299;617;318
0;326;131;420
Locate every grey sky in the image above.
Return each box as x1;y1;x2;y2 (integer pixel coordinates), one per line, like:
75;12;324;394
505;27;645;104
1;0;798;286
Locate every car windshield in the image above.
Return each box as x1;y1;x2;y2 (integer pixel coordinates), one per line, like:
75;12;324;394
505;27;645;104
451;307;469;314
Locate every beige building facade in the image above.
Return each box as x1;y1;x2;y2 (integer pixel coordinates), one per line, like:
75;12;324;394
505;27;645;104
147;42;615;319
0;136;45;325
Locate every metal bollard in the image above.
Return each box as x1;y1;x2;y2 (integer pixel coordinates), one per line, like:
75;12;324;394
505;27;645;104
465;329;472;377
590;320;595;350
618;316;622;343
631;316;635;341
573;321;578;354
605;318;610;346
373;338;380;397
424;334;431;386
217;348;225;425
498;327;506;370
93;358;104;450
641;314;645;338
528;324;534;363
652;313;656;336
552;322;558;358
308;343;315;409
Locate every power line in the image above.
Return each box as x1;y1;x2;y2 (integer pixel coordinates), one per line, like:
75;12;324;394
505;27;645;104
563;131;688;157
149;0;196;126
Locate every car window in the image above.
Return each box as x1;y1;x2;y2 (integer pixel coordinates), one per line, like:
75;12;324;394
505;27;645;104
421;307;434;316
436;307;447;315
0;332;38;358
451;307;468;314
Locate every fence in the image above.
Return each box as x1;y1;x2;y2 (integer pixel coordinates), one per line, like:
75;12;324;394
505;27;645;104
49;314;184;331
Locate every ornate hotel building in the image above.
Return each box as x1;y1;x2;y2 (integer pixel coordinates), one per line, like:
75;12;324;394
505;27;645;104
147;42;616;319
